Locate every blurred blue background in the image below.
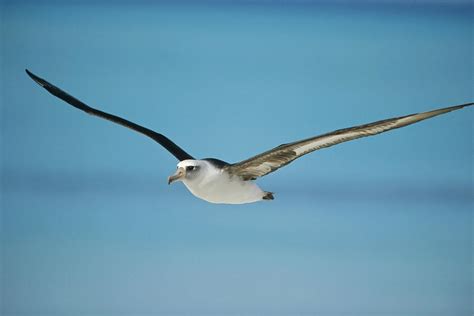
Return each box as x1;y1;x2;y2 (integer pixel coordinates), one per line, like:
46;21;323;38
1;1;472;315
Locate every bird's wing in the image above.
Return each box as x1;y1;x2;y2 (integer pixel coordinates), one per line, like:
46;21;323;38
225;102;473;180
26;69;194;161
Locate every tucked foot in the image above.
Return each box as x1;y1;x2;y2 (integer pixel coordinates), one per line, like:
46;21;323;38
263;192;274;200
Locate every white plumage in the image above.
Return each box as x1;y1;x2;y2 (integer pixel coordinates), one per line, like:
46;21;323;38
175;160;265;204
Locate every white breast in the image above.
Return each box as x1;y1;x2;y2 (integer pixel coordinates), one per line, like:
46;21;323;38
182;161;265;204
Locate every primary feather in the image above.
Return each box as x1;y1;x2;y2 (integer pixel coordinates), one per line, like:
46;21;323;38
225;103;473;181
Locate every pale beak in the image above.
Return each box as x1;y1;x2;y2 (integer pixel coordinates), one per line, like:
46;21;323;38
168;167;185;185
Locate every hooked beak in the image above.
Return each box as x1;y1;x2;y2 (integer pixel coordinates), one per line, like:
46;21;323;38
168;167;185;185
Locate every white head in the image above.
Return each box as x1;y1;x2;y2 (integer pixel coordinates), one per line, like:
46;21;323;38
167;159;206;185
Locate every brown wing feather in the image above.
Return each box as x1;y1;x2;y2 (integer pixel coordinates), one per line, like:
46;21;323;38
225;102;473;181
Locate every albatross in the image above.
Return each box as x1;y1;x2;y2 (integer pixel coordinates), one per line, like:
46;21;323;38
26;69;473;204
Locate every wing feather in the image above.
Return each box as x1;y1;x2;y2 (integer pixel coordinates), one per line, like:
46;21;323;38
26;69;194;161
225;103;473;180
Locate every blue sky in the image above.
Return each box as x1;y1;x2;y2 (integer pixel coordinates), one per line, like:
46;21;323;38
1;1;472;315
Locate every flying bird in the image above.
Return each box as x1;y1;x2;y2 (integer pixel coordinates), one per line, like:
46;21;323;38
25;69;473;204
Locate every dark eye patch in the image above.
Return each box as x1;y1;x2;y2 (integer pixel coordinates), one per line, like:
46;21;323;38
186;166;195;172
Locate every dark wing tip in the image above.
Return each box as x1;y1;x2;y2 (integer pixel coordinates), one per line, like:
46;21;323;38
25;69;48;88
25;69;80;107
460;102;474;108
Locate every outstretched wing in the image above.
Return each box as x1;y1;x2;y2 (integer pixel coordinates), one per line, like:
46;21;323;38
225;102;473;180
26;69;194;161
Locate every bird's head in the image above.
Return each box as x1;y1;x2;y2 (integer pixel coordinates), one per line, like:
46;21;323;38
168;160;203;185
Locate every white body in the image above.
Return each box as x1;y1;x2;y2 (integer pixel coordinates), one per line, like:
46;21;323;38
176;160;266;204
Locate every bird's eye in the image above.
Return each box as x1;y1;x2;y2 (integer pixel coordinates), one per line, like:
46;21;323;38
186;166;195;172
